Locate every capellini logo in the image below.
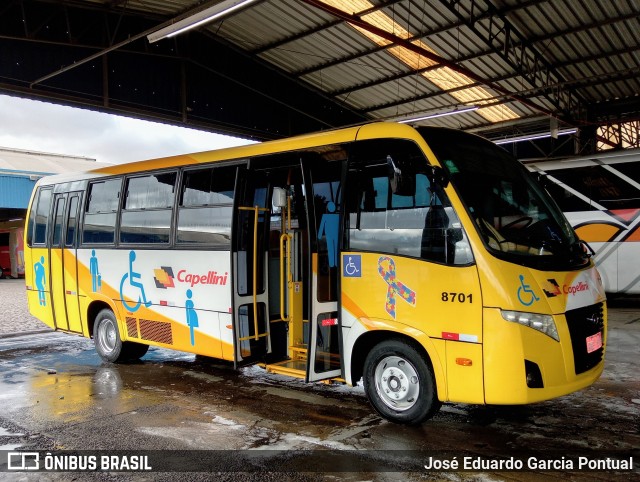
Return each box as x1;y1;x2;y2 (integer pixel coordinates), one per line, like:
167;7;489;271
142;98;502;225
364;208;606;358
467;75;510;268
153;267;175;289
542;278;590;297
542;278;561;298
177;270;228;287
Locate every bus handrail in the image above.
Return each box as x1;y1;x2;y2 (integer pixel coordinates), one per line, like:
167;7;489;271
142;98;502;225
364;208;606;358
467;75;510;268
279;233;292;322
238;205;269;340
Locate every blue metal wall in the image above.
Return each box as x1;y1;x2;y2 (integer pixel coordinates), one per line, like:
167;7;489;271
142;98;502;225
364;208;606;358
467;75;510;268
0;175;36;209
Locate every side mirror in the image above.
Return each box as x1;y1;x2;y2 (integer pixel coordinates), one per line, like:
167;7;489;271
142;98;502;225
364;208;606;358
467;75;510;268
272;187;287;208
429;165;450;188
387;155;416;195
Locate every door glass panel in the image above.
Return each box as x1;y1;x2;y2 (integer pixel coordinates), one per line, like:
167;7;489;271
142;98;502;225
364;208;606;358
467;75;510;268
65;196;79;247
52;197;66;247
235;174;268;296
314;311;341;372
311;158;344;302
237;303;267;358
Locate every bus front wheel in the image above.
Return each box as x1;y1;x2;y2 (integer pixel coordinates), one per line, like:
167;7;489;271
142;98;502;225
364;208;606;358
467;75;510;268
93;309;149;363
363;339;440;425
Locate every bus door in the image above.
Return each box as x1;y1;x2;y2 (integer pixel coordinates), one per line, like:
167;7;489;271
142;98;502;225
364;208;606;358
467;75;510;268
303;157;345;382
230;158;306;371
49;192;83;333
232;165;274;366
232;155;345;381
233;159;311;370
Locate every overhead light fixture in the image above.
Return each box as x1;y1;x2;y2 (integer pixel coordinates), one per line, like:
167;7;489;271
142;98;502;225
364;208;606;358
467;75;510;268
397;106;479;124
494;128;577;145
147;0;258;43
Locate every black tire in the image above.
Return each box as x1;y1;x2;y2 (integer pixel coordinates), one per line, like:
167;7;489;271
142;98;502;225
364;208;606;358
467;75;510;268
93;309;148;363
363;338;441;425
125;341;150;360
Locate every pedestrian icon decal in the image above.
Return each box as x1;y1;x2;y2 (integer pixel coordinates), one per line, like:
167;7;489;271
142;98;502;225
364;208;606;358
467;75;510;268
120;251;152;312
90;250;101;292
34;256;46;306
186;289;199;346
378;256;415;318
318;201;340;268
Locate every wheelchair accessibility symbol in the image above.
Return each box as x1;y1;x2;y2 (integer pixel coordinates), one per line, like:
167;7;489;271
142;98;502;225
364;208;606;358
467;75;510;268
343;255;361;278
120;251;152;312
517;274;540;306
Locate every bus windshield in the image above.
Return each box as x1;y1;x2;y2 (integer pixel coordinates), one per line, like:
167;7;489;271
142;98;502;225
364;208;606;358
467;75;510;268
419;127;589;270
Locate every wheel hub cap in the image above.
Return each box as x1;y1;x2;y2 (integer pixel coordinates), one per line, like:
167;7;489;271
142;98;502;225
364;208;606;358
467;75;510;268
374;356;420;411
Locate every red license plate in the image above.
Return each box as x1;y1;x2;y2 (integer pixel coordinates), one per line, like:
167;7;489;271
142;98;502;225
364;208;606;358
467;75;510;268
586;332;603;353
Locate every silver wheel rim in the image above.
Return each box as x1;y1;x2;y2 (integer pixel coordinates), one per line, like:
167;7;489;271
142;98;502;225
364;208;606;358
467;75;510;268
374;355;420;411
97;318;117;355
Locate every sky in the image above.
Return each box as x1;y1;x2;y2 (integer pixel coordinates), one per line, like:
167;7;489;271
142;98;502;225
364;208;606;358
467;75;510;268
0;94;253;165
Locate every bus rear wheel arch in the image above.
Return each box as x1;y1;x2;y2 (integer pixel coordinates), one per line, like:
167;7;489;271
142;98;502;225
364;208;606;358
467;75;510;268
93;308;149;363
363;338;441;425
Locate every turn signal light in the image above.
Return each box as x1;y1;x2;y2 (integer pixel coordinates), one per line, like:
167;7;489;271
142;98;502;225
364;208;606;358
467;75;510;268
456;358;473;366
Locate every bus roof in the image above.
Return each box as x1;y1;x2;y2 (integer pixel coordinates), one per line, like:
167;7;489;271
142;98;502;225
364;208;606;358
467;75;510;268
34;122;424;186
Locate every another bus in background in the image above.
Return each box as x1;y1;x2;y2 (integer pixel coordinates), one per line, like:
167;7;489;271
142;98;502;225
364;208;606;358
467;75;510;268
525;148;640;295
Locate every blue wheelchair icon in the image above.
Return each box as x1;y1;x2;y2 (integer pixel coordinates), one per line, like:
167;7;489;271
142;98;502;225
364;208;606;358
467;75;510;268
120;251;152;312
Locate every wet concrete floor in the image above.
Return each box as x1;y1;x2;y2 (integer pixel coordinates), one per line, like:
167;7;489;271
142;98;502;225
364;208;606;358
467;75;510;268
0;303;638;482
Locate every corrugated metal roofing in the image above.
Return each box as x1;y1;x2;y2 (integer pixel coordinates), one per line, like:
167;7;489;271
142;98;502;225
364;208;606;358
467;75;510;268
5;0;640;147
197;0;639;140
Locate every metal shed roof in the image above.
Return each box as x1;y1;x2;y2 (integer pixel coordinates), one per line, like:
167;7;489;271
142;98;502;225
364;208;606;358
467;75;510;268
2;0;639;155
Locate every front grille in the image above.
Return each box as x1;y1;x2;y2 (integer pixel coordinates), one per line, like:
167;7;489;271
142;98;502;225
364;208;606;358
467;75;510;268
565;302;604;375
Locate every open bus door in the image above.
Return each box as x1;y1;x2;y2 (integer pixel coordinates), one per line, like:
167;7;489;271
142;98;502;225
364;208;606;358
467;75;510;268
231;154;345;382
232;165;271;366
303;158;344;382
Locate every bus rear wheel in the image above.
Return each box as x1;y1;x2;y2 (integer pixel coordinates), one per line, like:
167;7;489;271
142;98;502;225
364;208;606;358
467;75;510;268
93;309;149;363
363;339;440;425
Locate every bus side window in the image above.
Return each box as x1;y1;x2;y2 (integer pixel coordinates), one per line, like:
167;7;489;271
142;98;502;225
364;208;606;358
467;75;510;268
177;165;236;247
82;178;122;245
27;187;53;246
348;140;472;265
120;172;177;244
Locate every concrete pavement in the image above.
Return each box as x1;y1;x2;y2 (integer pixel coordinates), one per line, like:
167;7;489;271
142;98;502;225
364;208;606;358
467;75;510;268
0;278;52;337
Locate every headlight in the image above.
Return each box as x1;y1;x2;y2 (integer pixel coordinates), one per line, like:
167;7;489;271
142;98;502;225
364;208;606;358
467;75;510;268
501;310;559;341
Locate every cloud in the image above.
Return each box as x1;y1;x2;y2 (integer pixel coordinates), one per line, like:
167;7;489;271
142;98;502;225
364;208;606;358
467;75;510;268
0;94;252;164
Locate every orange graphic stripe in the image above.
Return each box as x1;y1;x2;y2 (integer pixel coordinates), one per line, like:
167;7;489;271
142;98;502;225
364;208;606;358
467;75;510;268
574;223;621;243
341;292;368;320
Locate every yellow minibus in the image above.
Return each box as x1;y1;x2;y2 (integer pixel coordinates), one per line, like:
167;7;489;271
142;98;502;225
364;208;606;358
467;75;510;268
24;122;606;424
